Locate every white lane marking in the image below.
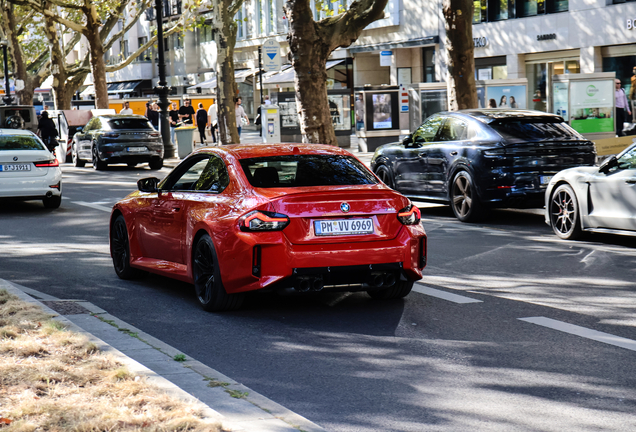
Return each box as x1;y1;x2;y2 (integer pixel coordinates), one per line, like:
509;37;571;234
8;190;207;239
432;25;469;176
74;201;113;213
413;284;483;304
519;316;636;352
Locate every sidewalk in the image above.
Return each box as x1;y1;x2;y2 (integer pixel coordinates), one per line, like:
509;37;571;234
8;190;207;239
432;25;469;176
1;278;326;432
166;129;374;168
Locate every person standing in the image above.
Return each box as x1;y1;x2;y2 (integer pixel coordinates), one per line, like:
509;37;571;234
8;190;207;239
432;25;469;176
615;79;631;137
168;101;180;146
179;99;195;125
355;94;364;130
234;97;249;137
207;102;218;144
120;101;133;115
147;102;160;130
630;67;636;123
196;103;208;145
37;111;58;152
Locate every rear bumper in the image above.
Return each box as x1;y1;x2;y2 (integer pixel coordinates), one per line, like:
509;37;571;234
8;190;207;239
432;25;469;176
218;225;427;294
0;169;62;199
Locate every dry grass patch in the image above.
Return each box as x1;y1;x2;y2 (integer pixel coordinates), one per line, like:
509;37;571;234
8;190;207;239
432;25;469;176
0;289;223;431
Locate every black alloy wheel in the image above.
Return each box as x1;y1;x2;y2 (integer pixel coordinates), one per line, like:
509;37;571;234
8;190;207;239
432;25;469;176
110;215;145;279
450;171;484;222
92;145;107;171
549;184;582;240
375;164;395;189
367;281;414;300
192;234;244;311
72;143;85;167
148;158;163;170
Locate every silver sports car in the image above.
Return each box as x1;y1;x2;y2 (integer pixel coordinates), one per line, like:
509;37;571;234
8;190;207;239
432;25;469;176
545;142;636;239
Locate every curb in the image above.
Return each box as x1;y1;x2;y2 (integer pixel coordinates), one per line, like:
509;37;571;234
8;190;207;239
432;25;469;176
1;279;326;432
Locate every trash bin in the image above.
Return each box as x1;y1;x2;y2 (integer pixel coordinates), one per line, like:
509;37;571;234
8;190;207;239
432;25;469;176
175;126;196;159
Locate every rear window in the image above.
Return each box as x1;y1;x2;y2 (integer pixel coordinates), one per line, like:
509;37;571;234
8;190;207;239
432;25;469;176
490;120;581;142
0;136;45;151
107;118;153;130
240;155;378;188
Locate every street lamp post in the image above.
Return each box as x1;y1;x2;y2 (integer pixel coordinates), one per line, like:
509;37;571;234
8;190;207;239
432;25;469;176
0;39;13;105
153;0;175;158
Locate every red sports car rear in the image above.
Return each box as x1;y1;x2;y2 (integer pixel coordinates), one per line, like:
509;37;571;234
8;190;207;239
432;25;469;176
110;144;427;311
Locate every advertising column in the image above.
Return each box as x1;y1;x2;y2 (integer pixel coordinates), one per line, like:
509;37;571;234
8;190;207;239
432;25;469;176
569;80;614;135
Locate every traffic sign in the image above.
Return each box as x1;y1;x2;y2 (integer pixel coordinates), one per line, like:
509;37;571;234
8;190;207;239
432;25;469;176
262;39;281;72
400;85;409;112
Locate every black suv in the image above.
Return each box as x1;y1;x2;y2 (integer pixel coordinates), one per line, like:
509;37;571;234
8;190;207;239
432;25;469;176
72;114;164;170
371;109;597;222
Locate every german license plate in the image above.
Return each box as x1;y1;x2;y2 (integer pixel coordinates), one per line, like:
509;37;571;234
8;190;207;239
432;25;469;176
0;163;31;172
127;147;146;153
314;218;374;236
540;175;553;185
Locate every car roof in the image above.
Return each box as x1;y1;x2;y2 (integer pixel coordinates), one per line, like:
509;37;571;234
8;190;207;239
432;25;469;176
0;129;38;137
194;143;354;160
445;109;565;124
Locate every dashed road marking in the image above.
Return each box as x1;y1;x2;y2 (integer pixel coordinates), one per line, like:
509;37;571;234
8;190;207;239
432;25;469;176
74;201;113;213
519;316;636;352
413;284;483;304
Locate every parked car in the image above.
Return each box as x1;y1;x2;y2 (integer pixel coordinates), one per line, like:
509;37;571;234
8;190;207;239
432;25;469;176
110;144;427;311
546;142;636;240
0;129;62;209
0;105;38;133
371;109;597;222
72;114;163;170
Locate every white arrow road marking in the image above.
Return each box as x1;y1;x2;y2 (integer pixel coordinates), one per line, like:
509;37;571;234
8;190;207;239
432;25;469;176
413;284;483;304
74;201;113;213
519;316;636;352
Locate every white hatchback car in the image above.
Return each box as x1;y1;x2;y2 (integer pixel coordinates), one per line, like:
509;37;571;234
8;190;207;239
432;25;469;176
0;129;62;209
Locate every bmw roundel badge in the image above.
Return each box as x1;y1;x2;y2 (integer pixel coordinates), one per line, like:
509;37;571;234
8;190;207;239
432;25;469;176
340;202;350;213
13;157;18;161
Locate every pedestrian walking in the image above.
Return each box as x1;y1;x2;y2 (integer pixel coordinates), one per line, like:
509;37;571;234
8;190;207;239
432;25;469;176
148;102;160;130
168;101;180;146
235;97;249;137
630;67;636;123
119;101;133;115
179;99;195;125
207;102;218;144
196;103;208;145
615;79;631;137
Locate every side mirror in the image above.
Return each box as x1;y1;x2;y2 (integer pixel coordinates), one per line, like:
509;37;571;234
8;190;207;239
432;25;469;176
138;177;160;192
599;156;618;174
402;135;413;147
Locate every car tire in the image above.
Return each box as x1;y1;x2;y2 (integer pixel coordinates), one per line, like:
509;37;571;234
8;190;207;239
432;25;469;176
42;195;62;209
367;281;414;300
148;158;163;170
92;145;107;171
72;143;85;168
193;234;244;312
549;183;582;240
110;215;146;279
374;164;395;189
449;170;486;222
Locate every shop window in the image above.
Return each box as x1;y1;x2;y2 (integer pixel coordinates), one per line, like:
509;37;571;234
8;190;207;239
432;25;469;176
603;55;636;95
489;0;509;21
548;0;568;12
517;0;544;17
473;0;487;23
612;0;636;4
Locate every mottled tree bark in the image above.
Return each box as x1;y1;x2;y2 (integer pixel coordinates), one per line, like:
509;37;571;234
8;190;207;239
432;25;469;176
43;6;68;110
284;0;388;144
443;0;477;110
84;0;109;109
212;0;242;144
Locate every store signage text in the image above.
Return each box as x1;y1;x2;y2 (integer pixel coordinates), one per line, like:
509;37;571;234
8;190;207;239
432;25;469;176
537;33;557;41
473;37;488;48
628;19;636;30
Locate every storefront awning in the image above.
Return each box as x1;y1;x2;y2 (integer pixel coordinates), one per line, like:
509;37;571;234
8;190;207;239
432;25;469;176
262;60;345;86
348;36;439;53
187;69;257;94
107;80;142;94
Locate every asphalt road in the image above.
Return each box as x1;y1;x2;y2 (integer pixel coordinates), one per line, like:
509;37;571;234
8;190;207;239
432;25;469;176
2;164;636;431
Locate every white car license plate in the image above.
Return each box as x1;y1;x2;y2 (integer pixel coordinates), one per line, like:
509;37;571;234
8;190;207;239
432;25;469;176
128;147;146;153
0;163;31;172
314;218;374;236
540;175;553;185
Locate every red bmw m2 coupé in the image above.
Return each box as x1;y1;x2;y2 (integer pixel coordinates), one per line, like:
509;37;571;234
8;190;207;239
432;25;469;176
110;144;427;311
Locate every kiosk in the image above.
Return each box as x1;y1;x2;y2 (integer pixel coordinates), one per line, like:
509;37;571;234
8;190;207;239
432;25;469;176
354;85;407;152
261;104;281;143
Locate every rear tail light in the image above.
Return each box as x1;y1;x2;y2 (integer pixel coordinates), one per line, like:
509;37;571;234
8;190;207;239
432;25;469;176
150;132;161;138
34;159;59;167
240;210;290;231
397;204;421;225
103;133;120;138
